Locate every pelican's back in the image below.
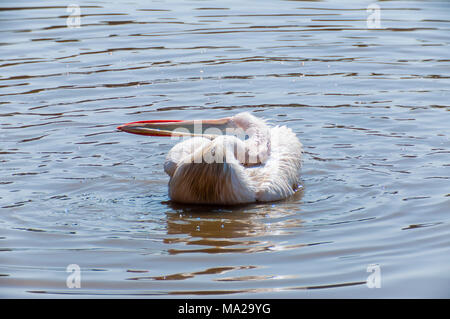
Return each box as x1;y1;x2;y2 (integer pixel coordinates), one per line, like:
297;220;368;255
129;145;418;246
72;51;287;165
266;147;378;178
167;137;257;205
250;125;303;202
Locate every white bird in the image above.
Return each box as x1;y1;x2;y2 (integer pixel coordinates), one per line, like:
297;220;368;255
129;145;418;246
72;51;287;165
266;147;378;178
118;112;303;205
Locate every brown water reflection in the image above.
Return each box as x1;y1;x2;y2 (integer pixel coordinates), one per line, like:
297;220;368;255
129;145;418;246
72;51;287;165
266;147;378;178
163;192;306;255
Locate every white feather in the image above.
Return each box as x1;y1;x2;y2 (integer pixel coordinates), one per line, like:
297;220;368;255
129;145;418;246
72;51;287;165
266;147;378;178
165;112;303;205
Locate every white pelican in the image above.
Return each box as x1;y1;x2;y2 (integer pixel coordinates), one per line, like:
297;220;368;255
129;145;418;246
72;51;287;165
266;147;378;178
118;112;303;205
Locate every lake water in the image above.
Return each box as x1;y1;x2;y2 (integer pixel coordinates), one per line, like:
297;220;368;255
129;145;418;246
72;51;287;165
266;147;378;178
0;0;449;298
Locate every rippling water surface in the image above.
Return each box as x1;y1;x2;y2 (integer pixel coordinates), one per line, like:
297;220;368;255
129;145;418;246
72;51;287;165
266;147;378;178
1;0;449;297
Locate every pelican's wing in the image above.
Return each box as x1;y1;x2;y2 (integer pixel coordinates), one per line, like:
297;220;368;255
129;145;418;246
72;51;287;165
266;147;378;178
164;137;211;177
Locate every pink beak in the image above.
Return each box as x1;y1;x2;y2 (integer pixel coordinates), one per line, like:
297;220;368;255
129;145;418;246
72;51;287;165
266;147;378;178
117;117;232;138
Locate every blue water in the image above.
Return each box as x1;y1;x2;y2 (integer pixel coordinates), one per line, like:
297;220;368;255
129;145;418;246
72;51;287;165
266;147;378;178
0;0;449;297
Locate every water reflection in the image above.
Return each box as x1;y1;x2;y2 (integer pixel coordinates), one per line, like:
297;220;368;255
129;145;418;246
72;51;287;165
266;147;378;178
160;189;338;257
164;189;304;249
126;189;341;289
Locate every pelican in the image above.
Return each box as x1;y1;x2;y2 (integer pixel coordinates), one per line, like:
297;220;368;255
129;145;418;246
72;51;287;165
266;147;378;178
117;112;303;205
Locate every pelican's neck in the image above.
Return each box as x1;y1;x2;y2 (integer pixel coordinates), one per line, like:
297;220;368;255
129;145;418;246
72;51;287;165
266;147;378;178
230;112;271;165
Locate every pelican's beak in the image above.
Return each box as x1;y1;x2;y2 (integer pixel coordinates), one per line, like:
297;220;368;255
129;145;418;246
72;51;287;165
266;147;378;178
117;117;233;139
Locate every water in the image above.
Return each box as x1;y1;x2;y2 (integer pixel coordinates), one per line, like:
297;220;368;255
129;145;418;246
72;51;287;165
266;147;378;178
1;0;449;298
